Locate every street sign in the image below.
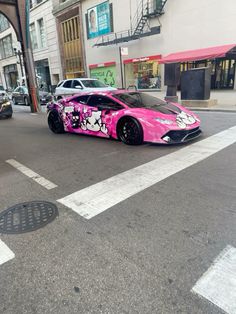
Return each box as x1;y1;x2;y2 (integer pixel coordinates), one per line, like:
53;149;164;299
121;47;129;56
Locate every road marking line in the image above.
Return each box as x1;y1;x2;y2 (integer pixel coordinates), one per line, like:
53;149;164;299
192;245;236;314
57;126;236;219
0;239;15;266
6;159;57;190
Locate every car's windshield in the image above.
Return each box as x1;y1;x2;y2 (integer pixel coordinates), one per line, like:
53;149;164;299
113;92;166;108
82;80;107;88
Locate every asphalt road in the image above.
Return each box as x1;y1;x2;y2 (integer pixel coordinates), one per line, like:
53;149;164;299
0;105;236;314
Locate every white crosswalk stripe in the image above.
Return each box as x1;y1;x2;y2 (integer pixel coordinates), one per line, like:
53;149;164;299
6;159;57;190
57;125;236;219
192;245;236;314
0;239;15;266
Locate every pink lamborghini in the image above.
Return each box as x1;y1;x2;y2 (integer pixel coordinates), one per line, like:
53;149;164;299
47;90;201;145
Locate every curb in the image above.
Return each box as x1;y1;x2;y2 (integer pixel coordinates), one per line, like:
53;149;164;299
185;107;236;113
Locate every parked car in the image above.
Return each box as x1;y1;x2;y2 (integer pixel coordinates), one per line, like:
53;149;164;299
0;94;12;119
0;85;8;98
47;90;201;145
12;86;53;106
54;78;117;100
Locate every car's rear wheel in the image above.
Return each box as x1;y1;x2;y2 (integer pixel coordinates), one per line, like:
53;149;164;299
24;97;29;106
117;117;143;145
48;110;65;134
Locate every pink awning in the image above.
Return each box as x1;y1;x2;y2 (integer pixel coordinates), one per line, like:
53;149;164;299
159;44;236;64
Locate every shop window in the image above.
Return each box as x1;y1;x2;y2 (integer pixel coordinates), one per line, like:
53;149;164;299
0;14;10;33
125;59;161;90
30;23;38;50
0;35;14;59
37;18;46;48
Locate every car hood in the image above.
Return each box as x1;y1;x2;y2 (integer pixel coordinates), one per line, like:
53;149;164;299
126;102;200;128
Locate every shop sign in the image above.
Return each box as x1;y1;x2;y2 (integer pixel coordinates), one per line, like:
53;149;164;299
121;47;129;56
123;54;162;64
90;65;116;87
86;1;112;39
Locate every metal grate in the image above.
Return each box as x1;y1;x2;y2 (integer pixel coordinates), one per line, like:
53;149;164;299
0;201;58;234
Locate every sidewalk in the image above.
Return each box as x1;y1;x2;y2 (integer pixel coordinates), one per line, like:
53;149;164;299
149;90;236;112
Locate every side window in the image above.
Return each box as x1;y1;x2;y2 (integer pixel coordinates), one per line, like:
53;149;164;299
75;95;89;104
72;80;82;89
87;95;124;109
57;81;64;87
63;80;72;88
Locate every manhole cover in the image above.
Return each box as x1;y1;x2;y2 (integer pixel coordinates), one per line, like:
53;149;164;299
0;201;58;234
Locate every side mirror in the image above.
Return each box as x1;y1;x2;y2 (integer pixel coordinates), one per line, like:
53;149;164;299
75;85;83;89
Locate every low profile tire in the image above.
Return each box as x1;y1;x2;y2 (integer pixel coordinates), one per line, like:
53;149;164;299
24;97;29;106
117;117;143;145
48;110;65;134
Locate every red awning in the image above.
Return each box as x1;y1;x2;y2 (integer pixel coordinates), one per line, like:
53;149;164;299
159;44;236;64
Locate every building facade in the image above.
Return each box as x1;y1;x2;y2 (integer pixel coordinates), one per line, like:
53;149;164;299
80;0;236;90
52;0;86;79
0;0;62;91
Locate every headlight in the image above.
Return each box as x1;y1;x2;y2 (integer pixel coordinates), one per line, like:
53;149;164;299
2;101;11;108
155;118;174;125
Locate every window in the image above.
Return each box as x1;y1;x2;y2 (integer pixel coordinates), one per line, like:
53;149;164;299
82;80;107;88
113;92;166;108
87;95;123;109
37;18;46;48
0;35;13;59
62;16;80;43
0;14;9;33
30;23;38;50
72;80;82;89
74;95;90;104
63;80;72;88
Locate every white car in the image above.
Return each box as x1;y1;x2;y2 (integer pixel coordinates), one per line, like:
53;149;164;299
54;78;116;99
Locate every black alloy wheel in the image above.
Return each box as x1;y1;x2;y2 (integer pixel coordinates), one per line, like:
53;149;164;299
24;97;29;106
48;110;65;134
117;117;143;145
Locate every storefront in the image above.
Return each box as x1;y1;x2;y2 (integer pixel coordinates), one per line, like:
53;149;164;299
3;64;18;90
89;62;117;87
160;44;236;90
34;59;51;91
123;54;162;90
180;59;235;89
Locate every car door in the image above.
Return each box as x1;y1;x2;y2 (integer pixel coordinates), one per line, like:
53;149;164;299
80;95;123;137
71;79;84;94
62;95;90;132
13;87;21;103
61;80;73;96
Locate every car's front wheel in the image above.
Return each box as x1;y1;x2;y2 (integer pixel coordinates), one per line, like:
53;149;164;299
48;110;65;134
117;117;143;145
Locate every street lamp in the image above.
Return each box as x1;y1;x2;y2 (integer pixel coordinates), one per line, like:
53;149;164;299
13;48;24;78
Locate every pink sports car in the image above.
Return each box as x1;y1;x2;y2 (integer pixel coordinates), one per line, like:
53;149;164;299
47;90;201;145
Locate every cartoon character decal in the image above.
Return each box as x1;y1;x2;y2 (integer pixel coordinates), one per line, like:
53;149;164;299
81;110;108;134
176;111;198;129
71;110;80;129
61;104;109;135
